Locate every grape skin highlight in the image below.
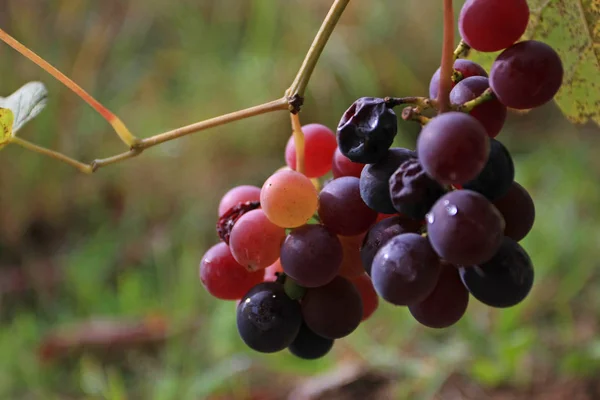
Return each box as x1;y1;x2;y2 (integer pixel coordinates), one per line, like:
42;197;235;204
427;190;505;265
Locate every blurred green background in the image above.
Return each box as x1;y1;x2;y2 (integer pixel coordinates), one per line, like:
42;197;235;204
0;0;599;399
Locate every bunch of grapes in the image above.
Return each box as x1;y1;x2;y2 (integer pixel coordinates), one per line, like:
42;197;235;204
199;0;563;359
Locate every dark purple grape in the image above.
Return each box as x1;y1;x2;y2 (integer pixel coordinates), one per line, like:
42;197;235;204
371;233;441;306
280;224;342;288
417;112;489;185
361;216;422;275
459;237;534;308
492;181;535;241
389;159;447;220
450;76;507;138
359;148;417;214
427;190;505;265
318;176;377;236
429;59;488;99
301;276;363;339
490;40;563;110
337;97;398;164
237;282;302;353
463;139;514;201
409;262;469;328
288;322;334;360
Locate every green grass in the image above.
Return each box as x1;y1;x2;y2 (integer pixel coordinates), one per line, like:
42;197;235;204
0;0;599;398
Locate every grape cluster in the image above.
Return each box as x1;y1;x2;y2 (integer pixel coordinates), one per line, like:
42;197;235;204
199;0;560;359
201;123;378;359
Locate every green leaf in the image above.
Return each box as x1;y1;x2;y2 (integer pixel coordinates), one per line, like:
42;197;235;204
0;81;48;134
0;108;14;149
468;0;600;126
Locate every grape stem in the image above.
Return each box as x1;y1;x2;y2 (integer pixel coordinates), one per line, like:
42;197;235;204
401;107;431;126
384;96;436;110
0;0;351;172
437;0;455;114
453;40;471;60
454;88;495;113
286;0;351;104
290;113;306;175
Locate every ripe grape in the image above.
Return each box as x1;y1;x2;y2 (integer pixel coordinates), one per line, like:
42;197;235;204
429;59;488;99
459;237;534;308
200;242;265;300
389;158;446;220
360;148;417;214
229;209;286;271
338;234;367;279
318;177;377;236
288;323;334;360
492;181;535;241
301;276;363;339
417;112;489;185
427;190;505;265
337;97;398;164
350;274;379;321
237;282;302;353
490;40;564;110
371;233;441;306
218;185;261;217
280;224;342;288
285;123;338;178
450;76;507;138
332;147;365;178
409;262;469;328
261;169;318;228
361;216;422;275
459;0;529;52
464;139;514;201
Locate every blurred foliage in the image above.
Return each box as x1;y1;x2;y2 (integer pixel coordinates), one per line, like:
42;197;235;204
0;0;599;399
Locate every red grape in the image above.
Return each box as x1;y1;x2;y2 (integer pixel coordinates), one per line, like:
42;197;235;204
301;276;363;339
318;176;377;236
427;190;505;265
429;59;488;99
450;76;507;138
285;123;338;178
417;112;489;185
350;274;379;321
229;209;286;271
492;181;535;241
459;0;529;52
218;185;261;217
332;147;365;178
490;40;563;110
409;262;469;328
199;242;265;300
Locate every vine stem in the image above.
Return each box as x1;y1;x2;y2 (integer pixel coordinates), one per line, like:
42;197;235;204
0;28;138;148
437;0;455;113
290;113;305;174
136;98;288;149
287;0;350;99
0;0;351;172
9;137;93;173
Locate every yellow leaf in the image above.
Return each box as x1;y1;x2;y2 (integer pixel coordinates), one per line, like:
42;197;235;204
0;108;14;150
468;0;600;126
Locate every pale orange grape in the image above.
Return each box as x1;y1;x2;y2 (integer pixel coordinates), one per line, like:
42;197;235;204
261;170;318;228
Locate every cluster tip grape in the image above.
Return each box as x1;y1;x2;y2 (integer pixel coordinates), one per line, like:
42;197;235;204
199;0;559;360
